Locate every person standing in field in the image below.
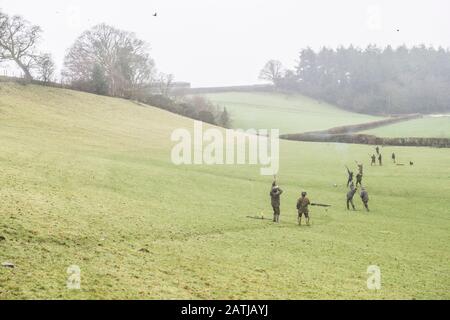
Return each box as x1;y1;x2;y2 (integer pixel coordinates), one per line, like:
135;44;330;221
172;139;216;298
392;153;396;163
346;167;354;187
356;162;364;176
360;187;370;212
356;172;363;187
378;153;383;166
270;182;283;223
297;192;311;226
371;154;377;166
376;146;380;155
347;185;358;211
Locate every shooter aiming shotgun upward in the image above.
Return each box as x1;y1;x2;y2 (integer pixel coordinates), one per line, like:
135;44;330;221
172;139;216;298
346;166;354;187
270;182;283;223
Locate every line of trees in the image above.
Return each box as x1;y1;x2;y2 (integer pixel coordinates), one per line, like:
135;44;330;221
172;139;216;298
0;9;231;127
261;45;450;115
140;94;231;127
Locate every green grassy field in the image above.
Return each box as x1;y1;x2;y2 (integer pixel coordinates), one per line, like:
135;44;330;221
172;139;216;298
203;92;385;134
1;83;449;299
363;116;450;138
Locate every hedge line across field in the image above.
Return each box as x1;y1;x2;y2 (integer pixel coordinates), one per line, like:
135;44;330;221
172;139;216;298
281;133;450;148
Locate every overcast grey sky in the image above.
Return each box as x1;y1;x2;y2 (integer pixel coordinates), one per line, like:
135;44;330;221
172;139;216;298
0;0;449;87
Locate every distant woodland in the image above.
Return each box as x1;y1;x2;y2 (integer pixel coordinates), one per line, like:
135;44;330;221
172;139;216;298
261;46;450;115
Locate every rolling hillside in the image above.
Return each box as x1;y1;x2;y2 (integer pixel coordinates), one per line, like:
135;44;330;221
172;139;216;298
1;82;449;299
203;92;385;134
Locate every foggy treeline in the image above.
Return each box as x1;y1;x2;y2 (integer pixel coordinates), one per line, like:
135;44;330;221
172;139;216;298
264;46;450;115
4;4;450;122
62;23;230;127
0;9;231;127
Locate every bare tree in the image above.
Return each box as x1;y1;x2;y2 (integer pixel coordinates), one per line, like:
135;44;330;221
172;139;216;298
35;53;56;83
0;11;7;63
158;73;174;97
118;43;155;89
63;24;156;97
0;12;42;80
259;60;284;86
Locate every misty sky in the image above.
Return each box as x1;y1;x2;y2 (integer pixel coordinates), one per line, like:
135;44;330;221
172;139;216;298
0;0;449;87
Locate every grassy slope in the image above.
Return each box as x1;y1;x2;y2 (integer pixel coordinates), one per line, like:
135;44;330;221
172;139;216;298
1;83;449;299
203;92;384;134
363;116;450;138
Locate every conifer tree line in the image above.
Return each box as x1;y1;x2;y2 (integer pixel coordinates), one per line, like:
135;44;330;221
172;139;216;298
261;45;450;115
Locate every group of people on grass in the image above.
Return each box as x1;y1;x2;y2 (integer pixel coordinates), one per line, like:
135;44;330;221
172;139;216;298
268;146;401;225
269;184;311;226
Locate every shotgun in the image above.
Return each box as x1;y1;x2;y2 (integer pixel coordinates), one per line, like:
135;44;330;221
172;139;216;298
311;203;332;208
246;216;274;221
